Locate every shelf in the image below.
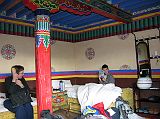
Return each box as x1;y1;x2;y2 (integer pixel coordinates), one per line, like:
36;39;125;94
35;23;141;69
136;98;160;103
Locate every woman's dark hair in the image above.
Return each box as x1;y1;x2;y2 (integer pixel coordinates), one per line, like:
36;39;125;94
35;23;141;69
102;64;108;69
11;65;24;74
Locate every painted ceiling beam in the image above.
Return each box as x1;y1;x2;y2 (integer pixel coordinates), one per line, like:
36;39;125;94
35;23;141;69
53;15;81;25
74;19;113;30
16;8;31;18
122;0;160;10
0;0;14;12
71;16;107;28
51;13;75;22
63;13;99;26
130;2;160;12
5;0;22;11
51;11;72;21
111;0;129;5
6;2;24;16
119;0;148;8
24;0;132;23
76;0;132;23
0;0;5;5
50;11;64;19
26;13;34;20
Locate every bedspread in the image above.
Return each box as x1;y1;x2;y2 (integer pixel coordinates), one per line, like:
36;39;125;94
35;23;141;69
77;83;122;112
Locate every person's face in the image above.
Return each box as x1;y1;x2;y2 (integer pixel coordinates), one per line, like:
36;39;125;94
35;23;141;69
17;70;24;79
102;68;109;74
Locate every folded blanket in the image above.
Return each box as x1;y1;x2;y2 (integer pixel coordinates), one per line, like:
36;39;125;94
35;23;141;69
77;83;122;112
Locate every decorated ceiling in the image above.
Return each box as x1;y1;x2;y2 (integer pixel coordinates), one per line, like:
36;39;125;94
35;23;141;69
0;0;159;42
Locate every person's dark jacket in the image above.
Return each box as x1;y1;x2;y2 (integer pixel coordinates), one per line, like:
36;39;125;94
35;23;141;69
5;76;32;107
5;76;30;98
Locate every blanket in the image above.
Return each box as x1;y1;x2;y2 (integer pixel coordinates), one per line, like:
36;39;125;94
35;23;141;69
77;83;122;112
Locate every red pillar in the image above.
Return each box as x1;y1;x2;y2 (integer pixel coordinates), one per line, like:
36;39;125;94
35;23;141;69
35;9;52;119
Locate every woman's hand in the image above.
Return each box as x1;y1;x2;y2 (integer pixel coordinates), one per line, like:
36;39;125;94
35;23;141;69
101;78;106;82
16;80;24;88
12;69;18;82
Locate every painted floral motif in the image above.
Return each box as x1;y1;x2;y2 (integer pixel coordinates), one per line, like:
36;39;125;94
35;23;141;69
120;64;131;70
118;33;129;40
1;44;16;60
33;0;58;11
50;39;56;45
85;48;95;60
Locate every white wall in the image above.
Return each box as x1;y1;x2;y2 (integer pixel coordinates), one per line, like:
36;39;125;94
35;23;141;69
0;28;159;73
74;29;160;70
0;34;75;73
75;34;136;70
51;41;75;71
0;34;35;73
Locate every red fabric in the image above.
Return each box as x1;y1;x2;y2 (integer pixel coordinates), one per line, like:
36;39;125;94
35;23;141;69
92;102;111;119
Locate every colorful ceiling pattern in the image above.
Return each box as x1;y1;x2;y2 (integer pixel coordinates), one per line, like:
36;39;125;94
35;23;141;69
24;0;132;23
0;0;159;42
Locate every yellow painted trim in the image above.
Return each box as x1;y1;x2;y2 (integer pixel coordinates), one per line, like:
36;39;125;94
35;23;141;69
75;75;98;78
51;75;78;79
152;75;160;78
0;18;34;27
0;12;159;34
0;74;159;82
50;28;73;34
114;75;137;78
0;80;5;83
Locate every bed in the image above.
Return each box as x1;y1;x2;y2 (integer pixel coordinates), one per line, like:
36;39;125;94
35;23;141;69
0;93;37;119
52;80;134;114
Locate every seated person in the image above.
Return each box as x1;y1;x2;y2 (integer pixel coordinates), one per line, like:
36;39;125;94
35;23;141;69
3;65;33;119
99;64;115;84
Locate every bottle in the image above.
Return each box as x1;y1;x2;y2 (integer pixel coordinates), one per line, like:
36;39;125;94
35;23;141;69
59;80;65;92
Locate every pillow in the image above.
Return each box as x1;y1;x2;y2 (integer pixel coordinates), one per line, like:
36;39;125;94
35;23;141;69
63;80;72;88
52;80;60;89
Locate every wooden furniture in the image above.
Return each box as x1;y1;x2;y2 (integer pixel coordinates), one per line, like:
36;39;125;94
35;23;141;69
68;97;81;114
133;81;160;118
52;90;68;112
